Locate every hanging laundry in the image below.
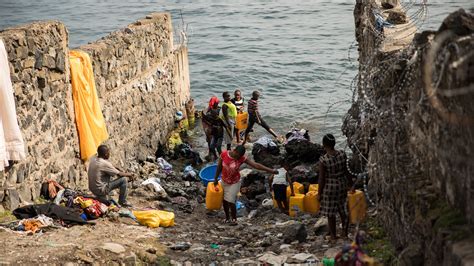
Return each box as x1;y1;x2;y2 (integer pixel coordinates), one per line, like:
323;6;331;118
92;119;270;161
69;50;109;160
0;39;26;171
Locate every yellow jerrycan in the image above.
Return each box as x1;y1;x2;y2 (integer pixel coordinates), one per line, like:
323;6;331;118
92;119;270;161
287;182;304;199
206;182;224;210
235;112;248;130
289;194;305;217
308;184;319;192
304;190;320;214
348;190;367;224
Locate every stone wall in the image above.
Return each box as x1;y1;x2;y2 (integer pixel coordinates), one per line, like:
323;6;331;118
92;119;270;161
0;13;190;210
343;1;473;264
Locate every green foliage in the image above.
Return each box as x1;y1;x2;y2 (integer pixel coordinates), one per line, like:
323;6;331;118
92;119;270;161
364;217;397;265
0;210;15;223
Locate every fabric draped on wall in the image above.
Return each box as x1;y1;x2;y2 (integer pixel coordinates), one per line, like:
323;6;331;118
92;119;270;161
69;50;108;161
0;39;26;171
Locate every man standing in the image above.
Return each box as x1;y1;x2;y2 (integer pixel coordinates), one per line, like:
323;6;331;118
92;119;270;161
88;145;134;207
243;91;278;144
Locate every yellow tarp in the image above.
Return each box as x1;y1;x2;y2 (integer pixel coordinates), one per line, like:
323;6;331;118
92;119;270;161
133;210;175;228
69;50;108;160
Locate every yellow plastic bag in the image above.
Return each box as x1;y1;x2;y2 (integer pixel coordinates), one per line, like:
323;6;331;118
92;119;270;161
69;50;109;160
168;131;183;150
133;210;175;228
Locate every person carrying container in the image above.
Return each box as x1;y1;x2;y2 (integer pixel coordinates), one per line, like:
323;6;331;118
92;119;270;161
213;145;278;225
269;161;294;214
220;91;237;151
242;90;279;145
231;89;245;143
202;96;224;161
318;134;355;241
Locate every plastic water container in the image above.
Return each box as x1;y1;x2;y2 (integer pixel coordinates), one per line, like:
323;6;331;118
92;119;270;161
308;184;319;192
206;182;223;210
235;112;248;130
199;164;221;186
304;191;320;214
289;194;305;217
348;190;367;224
286;182;305;199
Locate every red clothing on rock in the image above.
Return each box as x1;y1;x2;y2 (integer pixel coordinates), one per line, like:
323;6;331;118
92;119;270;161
221;150;246;184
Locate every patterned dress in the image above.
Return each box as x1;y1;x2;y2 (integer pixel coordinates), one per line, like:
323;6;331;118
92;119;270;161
319;150;348;217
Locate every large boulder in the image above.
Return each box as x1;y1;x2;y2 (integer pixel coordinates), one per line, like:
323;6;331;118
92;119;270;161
284;139;324;165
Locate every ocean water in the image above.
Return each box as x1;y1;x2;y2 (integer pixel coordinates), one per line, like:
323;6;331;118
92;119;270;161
0;0;471;145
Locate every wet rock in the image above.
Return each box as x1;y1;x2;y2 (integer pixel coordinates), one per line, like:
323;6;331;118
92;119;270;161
252;142;282;167
283;222;307;244
284;139;324;164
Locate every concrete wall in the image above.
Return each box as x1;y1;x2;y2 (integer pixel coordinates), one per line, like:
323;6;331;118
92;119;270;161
0;13;190;210
343;1;473;264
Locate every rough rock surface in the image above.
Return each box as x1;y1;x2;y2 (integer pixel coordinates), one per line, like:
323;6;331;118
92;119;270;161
344;3;474;264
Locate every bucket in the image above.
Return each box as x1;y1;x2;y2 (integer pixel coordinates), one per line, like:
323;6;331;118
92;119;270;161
199;164;221;186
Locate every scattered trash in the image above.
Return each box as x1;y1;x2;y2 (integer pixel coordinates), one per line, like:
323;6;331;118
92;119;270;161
210;243;219;249
141;178;165;194
261;198;273;207
170;242;191;251
157;157;173;173
183;165;197;180
247;210;258;219
322;257;335;266
235;200;244;210
258;252;288;265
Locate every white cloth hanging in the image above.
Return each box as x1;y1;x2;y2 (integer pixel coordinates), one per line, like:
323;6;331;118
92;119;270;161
0;39;26;171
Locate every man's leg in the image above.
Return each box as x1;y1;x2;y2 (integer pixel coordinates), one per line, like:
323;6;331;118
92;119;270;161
257;116;278;138
108;177;128;205
243;116;256;144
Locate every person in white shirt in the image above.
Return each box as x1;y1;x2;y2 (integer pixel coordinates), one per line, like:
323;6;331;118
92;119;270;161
269;162;294;214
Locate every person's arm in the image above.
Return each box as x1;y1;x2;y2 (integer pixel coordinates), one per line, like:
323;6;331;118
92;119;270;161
222;104;230;127
213;158;223;185
287;173;295;196
318;162;326;201
245;158;278;174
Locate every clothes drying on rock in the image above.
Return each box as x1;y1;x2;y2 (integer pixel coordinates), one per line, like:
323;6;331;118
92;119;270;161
0;39;26;171
69;50;109;160
13;203;88;225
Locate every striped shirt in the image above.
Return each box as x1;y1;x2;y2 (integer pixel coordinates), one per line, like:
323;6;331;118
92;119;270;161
247;98;258;115
231;97;245;112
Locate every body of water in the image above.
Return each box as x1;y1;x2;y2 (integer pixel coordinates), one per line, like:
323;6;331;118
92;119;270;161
0;0;471;145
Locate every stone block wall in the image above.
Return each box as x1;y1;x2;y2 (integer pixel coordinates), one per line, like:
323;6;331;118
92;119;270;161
0;13;190;210
0;21;81;208
79;12;190;165
343;1;473;264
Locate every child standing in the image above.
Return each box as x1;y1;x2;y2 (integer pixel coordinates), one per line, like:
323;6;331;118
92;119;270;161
269;163;294;214
231;89;245;143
